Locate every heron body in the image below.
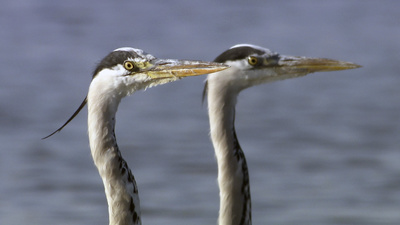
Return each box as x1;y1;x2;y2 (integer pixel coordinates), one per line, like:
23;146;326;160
45;47;228;225
204;44;361;225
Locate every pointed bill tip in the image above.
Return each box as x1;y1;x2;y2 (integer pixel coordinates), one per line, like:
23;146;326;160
170;61;229;77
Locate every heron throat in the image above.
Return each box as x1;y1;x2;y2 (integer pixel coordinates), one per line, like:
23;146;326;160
207;84;252;225
87;80;142;225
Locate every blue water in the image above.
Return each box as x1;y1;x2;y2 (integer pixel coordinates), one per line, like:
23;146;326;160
1;1;399;224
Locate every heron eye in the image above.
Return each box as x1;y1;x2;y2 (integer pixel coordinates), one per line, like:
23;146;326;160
123;61;135;70
248;56;258;66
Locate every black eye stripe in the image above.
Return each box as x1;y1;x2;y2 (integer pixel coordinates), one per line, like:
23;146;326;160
214;46;265;63
92;50;142;78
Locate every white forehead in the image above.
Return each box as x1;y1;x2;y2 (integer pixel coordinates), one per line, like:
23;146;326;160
114;47;143;54
113;47;156;61
230;43;274;55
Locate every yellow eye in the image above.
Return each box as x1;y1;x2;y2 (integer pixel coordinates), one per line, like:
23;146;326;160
248;56;258;66
123;61;135;70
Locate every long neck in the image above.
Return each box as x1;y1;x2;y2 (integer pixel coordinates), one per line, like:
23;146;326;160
87;90;141;225
207;84;251;225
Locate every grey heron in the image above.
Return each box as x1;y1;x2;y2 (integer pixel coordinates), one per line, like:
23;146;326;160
44;47;228;225
203;44;361;225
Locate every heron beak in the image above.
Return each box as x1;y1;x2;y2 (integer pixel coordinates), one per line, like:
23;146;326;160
147;59;229;79
277;55;361;75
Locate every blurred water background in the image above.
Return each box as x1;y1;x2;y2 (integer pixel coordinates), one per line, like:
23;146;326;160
1;1;399;224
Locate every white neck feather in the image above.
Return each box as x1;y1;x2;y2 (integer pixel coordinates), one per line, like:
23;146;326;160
87;73;142;225
207;72;252;225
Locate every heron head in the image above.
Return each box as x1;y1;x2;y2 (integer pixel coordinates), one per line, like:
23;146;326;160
205;44;361;93
43;47;228;139
91;47;228;97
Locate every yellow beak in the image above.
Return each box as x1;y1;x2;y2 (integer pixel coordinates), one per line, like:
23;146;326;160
277;55;361;75
147;59;229;79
